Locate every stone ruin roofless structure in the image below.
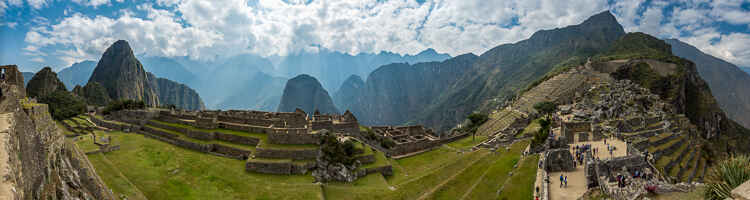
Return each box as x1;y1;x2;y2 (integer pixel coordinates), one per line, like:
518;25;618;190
163;108;360;138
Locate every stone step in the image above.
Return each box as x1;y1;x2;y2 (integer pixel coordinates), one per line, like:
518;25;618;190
687;151;702;183
662;142;690;178
649;135;685;161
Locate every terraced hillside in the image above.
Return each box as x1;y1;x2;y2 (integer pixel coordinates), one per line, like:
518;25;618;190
67;115;540;199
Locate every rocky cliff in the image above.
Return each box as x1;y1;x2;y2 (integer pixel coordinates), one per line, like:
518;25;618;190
278;74;339;114
333;75;365;113
25;67;67;98
89;40;159;106
148;73;206;110
88;40;204;110
0;66;114;199
666;39;750;129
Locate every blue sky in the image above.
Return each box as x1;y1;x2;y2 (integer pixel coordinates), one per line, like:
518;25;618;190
1;0;749;73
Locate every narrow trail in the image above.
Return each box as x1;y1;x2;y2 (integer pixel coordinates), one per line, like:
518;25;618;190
416;152;489;200
0;113;15;200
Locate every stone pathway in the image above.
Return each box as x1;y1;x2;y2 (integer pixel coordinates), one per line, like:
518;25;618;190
547;138;628;200
0;113;14;200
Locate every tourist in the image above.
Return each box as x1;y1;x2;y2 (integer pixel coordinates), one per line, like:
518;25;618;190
564;176;568;187
560;174;564;188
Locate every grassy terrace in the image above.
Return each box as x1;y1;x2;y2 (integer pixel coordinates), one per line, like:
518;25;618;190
680;151;700;181
144;125;256;152
75;131;321;200
57;121;79;137
518;118;542;138
648;132;674;143
654;140;688;170
149;120;317;150
647;135;684;154
669;146;694;177
445;134;486;150
323;140;531;200
497;154;541;200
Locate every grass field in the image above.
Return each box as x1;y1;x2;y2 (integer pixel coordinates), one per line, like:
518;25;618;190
75;131;322;200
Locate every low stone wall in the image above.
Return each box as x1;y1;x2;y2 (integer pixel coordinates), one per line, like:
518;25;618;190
245;161;314;175
214;132;260;146
85;145;121;155
267;131;318;145
355;154;376;164
142;126;178;139
390;132;469;157
212;144;251;160
90;116;123;131
362;165;393;177
184;129;215;141
147;120;188;133
255;148;318;160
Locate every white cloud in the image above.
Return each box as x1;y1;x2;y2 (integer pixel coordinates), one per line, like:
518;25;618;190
26;0;49;9
21;0;750;69
72;0;111;8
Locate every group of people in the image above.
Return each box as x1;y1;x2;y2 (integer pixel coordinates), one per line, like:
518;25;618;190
573;144;590;168
559;174;568;188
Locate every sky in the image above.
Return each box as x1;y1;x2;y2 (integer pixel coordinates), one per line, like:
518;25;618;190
0;0;749;72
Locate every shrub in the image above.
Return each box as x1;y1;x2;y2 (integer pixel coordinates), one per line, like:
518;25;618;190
319;132;357;166
705;155;750;200
531;119;551;147
102;99;146;115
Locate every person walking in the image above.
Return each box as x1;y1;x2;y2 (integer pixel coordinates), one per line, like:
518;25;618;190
564;176;568;187
560;174;564;188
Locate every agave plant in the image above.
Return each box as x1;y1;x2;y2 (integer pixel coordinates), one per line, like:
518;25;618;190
704;155;750;200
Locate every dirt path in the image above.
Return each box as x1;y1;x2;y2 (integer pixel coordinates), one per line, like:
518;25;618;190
416;152;489;200
0;113;15;200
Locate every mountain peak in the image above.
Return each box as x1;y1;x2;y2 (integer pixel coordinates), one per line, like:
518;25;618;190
103;40;134;58
581;10;619;26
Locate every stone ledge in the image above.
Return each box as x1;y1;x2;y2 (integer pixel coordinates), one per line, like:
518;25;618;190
733;179;750;200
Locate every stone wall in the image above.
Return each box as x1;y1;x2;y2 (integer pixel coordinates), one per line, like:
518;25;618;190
142;126;178;139
214;132;260;146
139;129;250;160
212;144;251;160
245;161;314;175
267;131;319;145
90;116;123;131
362;165;393;177
355;154;376;164
544;148;575;172
255;148;318;160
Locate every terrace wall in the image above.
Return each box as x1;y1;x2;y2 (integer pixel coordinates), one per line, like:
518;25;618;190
254;148;318;160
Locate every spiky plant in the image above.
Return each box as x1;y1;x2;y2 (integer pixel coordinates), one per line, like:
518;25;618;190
704;155;750;200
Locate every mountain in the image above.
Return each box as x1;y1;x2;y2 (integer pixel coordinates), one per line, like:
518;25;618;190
215;72;286;111
73;82;112;106
335;11;625;132
25;67;67;98
140;57;198;86
195;54;273;108
88;40;204;110
147;73;206;110
742;67;750;75
335;54;478;127
22;72;34;86
666;39;750;129
58;60;97;90
277;74;338;114
332;75;365;112
277;48;450;93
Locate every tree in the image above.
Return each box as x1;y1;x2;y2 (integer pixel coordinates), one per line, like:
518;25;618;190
38;91;87;120
533;101;557;120
466;113;489;140
319;131;357;166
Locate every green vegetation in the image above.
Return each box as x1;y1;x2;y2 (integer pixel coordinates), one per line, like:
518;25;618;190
497;154;540;200
75;131;322;199
705;155;750;200
360;127;396;149
518;118;542;138
320;132;358;166
102;99;146;115
531;118;551;148
38;90;87;120
533;101;557;119
73;82;112;106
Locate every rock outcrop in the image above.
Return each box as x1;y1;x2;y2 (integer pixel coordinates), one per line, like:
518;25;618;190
89;40;159;106
666;39;750;129
278;74;338;114
0;65;114;199
332;75;365;113
25;67;67;98
148;73;205;110
88;40;204;110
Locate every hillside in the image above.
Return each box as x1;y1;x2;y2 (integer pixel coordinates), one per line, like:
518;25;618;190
88;40;204;110
215;71;285;111
332;75;365;113
335;53;477;127
21;72;33;86
58;60;96;90
140;56;198;86
666;39;750;129
277;74;338;114
26;66;67;98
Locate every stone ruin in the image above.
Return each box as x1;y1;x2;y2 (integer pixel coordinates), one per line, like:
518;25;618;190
0;65;25;98
366;125;468;157
544;148;575;172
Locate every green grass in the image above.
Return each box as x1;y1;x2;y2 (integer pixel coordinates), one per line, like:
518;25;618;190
56;121;79;137
85;153;148;200
77;131;323;200
518;118;542;138
445;135;485;150
497;154;540;200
